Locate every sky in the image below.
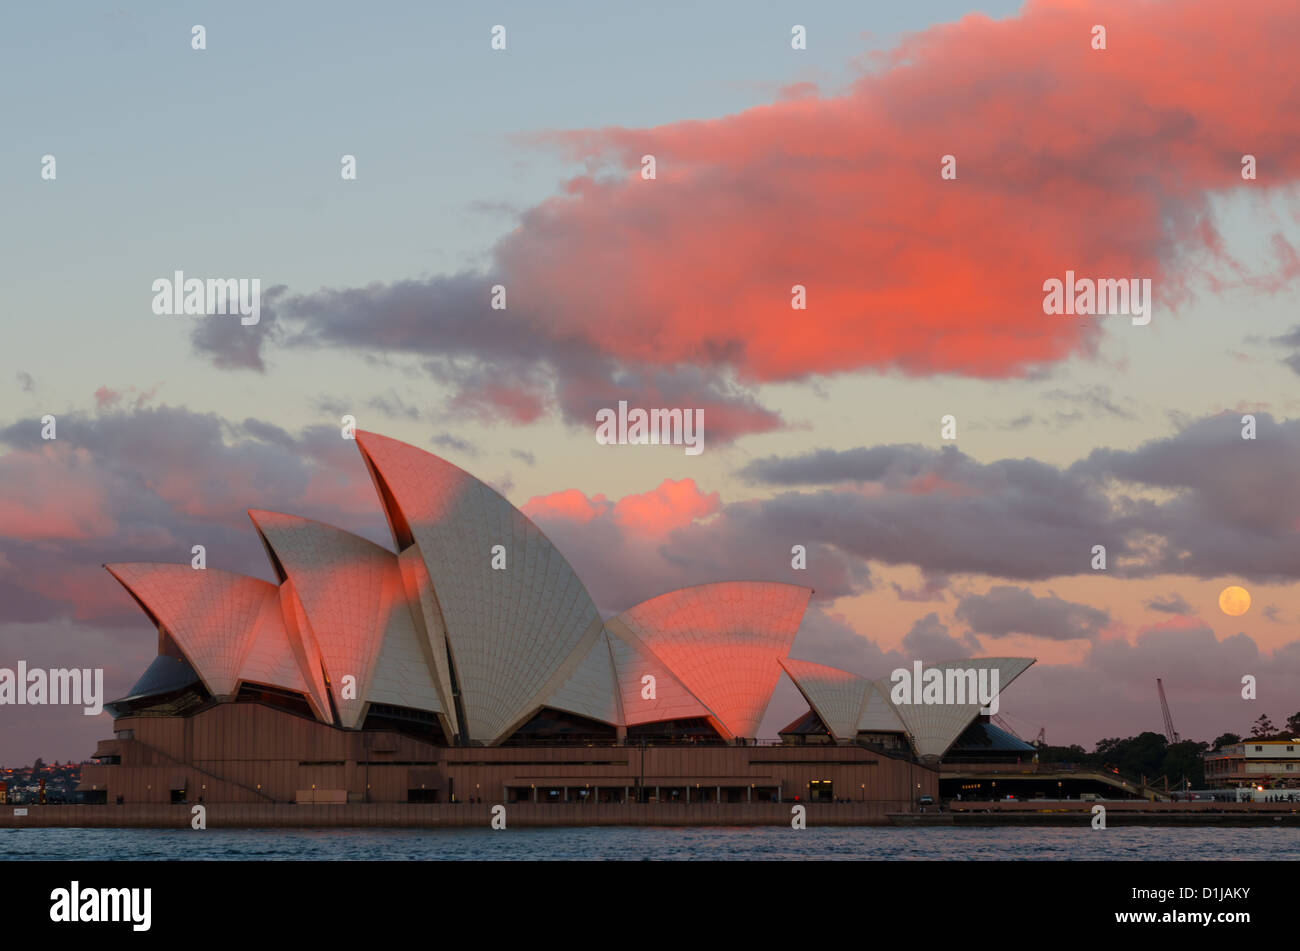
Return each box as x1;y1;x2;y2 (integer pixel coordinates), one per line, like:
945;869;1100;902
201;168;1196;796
3;0;1300;765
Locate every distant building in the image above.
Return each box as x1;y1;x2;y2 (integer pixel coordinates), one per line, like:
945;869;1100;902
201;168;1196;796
1203;739;1300;789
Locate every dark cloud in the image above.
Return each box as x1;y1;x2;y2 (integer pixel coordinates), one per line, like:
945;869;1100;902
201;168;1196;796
891;572;950;602
1146;593;1192;614
188;284;288;372
737;413;1300;583
1270;326;1300;349
237;417;298;449
737;450;1117;580
956;586;1110;641
191;273;782;442
901;612;981;660
1268;325;1300;376
1077;412;1300;581
738;444;942;487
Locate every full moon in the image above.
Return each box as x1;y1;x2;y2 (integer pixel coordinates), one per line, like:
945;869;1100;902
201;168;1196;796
1219;585;1251;617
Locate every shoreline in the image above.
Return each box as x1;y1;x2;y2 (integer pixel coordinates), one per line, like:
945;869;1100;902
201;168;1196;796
5;801;1300;829
892;813;1300;827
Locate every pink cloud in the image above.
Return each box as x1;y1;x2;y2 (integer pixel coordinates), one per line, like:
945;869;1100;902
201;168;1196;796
497;0;1300;384
522;487;610;524
0;446;116;541
525;478;720;539
611;478;721;537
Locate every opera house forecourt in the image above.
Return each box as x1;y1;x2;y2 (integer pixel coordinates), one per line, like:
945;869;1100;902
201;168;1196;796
77;432;1034;826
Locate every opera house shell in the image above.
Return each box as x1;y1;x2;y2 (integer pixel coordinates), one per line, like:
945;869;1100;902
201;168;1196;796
82;432;1034;816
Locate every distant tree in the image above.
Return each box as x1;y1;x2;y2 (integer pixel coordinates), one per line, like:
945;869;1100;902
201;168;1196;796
1286;712;1300;736
1092;732;1168;781
1251;715;1276;738
1162;740;1209;788
32;757;44;770
1037;744;1088;763
1212;733;1241;749
1094;737;1125;759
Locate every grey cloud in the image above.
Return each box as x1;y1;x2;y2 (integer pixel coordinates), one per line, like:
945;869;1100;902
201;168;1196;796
901;612;981;660
1076;413;1300;580
367;393;422;421
735;460;1115;580
190;272;783;442
1269;326;1300;376
188;284;288;372
956;585;1110;641
1145;593;1192;614
432;432;478;456
738;444;948;487
737;413;1300;582
891;572;950;602
1043;384;1136;421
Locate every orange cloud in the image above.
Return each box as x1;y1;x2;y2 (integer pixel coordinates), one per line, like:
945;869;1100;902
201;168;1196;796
498;0;1300;382
610;478;721;536
522;487;608;524
524;478;720;538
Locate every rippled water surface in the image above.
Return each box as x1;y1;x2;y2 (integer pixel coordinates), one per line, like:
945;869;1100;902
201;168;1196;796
3;826;1298;860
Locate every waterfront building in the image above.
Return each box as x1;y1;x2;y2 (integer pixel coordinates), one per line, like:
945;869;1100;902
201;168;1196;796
1203;739;1300;789
81;432;1033;813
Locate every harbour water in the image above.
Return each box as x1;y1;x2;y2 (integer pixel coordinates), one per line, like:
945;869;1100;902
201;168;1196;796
3;825;1298;860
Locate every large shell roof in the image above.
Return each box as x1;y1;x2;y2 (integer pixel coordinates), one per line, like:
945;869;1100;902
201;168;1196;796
106;432;1028;751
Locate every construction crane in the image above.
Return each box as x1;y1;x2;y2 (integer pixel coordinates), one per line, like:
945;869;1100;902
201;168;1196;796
1157;678;1180;743
991;714;1022;740
993;714;1047;748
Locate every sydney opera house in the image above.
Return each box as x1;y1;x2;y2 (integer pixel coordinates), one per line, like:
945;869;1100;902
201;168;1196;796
81;432;1033;814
